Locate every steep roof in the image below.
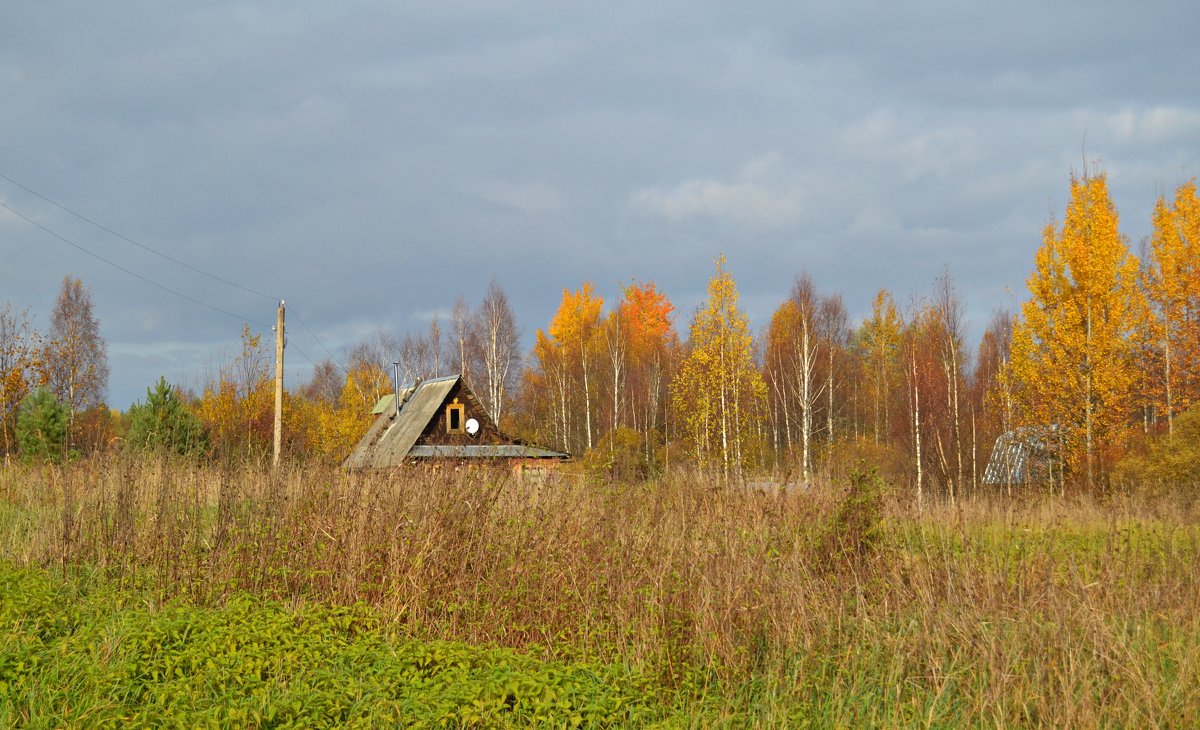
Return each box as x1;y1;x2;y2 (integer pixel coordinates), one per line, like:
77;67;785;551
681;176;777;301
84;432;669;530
344;375;459;469
343;375;568;468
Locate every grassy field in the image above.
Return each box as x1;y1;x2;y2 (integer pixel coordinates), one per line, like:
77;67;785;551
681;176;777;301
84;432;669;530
2;458;1198;727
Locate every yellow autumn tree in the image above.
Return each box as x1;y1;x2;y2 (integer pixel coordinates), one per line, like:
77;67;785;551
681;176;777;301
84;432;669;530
195;325;275;458
671;256;766;480
1142;179;1200;433
857;289;902;445
510;330;562;451
1010;172;1144;491
546;283;604;454
322;360;391;461
282;355;390;464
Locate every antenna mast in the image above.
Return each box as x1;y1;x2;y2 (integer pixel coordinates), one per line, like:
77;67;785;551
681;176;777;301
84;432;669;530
273;300;285;467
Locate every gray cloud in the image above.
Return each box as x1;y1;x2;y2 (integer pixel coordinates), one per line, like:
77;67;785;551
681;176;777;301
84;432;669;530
2;1;1198;407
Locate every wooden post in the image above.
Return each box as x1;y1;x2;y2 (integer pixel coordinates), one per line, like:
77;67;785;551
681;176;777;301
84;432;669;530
273;300;285;467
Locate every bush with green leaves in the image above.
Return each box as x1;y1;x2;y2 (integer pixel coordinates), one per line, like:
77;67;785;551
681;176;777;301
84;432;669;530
125;377;208;457
15;388;69;464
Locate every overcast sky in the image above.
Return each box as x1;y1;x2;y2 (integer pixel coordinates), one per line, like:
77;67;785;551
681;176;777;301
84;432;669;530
3;1;1199;408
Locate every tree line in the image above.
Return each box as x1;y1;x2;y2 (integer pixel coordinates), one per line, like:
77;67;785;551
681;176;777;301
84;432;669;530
3;170;1198;496
1;276;110;459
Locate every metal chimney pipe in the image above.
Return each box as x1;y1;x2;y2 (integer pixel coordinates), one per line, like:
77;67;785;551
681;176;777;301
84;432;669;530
393;361;401;418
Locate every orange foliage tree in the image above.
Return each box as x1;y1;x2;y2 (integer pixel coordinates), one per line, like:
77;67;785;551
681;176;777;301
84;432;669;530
517;280;678;466
607;280;679;461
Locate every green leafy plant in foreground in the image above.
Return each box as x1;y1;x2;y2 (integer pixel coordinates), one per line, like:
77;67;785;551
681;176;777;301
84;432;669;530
0;563;673;728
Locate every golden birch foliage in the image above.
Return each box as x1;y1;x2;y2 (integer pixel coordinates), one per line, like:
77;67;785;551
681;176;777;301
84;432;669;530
547;283;605;452
548;283;604;349
278;362;389;463
1010;173;1144;484
766;300;802;363
1143;179;1200;426
522;328;570;450
857;289;902;443
195;326;275;456
763;298;801;449
765;299;802;376
615;280;678;440
514;324;575;453
280;390;319;457
324;362;390;460
671;256;766;476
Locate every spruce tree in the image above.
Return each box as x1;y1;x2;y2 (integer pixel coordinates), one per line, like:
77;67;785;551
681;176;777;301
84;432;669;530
126;377;208;457
16;388;69;463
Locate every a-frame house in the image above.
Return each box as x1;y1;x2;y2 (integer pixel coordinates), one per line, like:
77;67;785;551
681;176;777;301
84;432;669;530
343;375;567;468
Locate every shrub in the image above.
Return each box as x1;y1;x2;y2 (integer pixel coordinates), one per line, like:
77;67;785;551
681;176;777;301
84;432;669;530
15;388;69;463
581;426;657;481
828;436;907;486
1116;404;1200;500
125;377;208;457
827;464;887;561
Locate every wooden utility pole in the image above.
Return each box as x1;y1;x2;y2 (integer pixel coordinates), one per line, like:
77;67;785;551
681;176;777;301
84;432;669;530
273;300;285;467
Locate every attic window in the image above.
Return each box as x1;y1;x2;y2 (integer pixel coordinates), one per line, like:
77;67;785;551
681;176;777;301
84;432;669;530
446;399;465;434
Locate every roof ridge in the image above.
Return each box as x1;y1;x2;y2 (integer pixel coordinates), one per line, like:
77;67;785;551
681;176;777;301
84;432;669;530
398;374;459;390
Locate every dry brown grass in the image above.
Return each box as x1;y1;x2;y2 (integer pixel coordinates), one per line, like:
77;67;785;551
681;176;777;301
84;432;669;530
2;457;1198;726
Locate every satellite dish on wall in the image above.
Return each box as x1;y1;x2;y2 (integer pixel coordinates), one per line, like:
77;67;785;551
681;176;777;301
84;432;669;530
465;418;480;436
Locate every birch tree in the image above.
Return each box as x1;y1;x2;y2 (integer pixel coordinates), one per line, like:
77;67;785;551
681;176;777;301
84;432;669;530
471;279;521;427
671;256;766;480
932;270;967;501
1142;179;1200;433
1010;172;1144;491
548;283;603;452
46;276;108;448
857;289;902;445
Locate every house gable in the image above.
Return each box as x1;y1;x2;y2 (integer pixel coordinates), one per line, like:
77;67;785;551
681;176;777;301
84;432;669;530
413;378;507;447
343;375;567;468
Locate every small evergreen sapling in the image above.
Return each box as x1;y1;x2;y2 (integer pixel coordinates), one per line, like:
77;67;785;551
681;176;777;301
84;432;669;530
126;377;208;457
15;388;69;463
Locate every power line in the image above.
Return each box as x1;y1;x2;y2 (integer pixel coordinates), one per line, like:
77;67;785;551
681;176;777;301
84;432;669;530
1;200;275;330
1;171;345;369
289;342;320;371
291;308;342;367
0;170;278;303
6;197;325;388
